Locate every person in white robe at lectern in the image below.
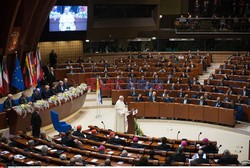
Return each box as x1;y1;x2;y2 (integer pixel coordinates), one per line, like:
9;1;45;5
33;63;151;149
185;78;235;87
114;96;129;133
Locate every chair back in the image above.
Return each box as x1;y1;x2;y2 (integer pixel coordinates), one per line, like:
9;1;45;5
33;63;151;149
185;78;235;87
50;110;60;131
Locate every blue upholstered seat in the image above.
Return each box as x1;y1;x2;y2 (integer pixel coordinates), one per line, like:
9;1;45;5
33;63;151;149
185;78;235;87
50;110;72;133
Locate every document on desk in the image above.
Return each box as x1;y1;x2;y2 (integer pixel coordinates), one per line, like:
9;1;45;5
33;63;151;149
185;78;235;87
0;151;9;155
14;154;26;160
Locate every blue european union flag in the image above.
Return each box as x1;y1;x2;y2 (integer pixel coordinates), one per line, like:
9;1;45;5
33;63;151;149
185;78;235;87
11;56;24;90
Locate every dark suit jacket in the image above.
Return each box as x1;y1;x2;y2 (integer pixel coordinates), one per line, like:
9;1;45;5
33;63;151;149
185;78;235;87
87;134;100;142
3;98;15;110
149;96;158;102
107;138;126;146
217;156;239;165
134;97;144;102
31;93;42;102
214;102;223;108
56;85;64;93
164;98;174;103
155;143;171;151
43;90;51;99
195;157;209;164
169;153;186;162
19;96;29;105
61;136;76;147
50;88;57;96
31;111;42;128
63;83;70;91
201;145;218;153
72;130;86;138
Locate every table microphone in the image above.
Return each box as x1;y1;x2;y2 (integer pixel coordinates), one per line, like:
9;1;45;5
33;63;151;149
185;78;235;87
101;121;105;130
177;131;180;140
198;132;202;141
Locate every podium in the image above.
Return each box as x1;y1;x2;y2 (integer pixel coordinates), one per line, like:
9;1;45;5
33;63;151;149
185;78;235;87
127;113;135;134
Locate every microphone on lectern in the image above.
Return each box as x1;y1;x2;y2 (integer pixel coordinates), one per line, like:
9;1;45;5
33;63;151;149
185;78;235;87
198;132;202;141
177;131;181;140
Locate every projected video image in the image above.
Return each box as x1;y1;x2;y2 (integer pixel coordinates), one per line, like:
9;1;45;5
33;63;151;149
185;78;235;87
49;6;88;32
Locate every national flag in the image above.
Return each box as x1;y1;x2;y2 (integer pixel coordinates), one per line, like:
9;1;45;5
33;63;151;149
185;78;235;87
96;78;102;105
0;64;3;95
2;56;9;95
30;52;37;86
23;52;33;88
36;50;43;82
11;56;24;91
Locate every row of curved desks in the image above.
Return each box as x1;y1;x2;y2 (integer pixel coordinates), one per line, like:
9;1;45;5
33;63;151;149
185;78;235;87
129;102;236;127
8;90;88;134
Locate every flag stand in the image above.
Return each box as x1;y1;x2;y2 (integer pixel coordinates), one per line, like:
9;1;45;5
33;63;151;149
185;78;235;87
95;101;102;118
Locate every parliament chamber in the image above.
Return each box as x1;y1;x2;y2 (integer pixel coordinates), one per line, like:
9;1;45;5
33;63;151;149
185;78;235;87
1;0;250;167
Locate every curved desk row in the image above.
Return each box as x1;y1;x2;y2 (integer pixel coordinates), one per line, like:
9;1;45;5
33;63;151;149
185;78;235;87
8;90;88;134
128;102;236;127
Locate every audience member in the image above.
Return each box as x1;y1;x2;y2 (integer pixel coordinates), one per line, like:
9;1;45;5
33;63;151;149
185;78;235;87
3;94;15;110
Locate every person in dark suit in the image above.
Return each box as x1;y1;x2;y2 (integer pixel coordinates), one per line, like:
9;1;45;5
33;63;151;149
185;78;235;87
236;95;244;104
224;95;231;103
3;94;15;110
19;92;30;105
131;137;144;148
217;150;239;165
149;91;158;102
198;96;207;105
40;72;49;86
31;109;42;138
148;150;159;160
241;86;249;97
63;78;70;91
164;94;174;103
155;137;171;151
48;67;56;87
86;129;100;142
61;131;76;147
182;94;190;104
50;84;57;96
56;81;65;93
168;147;186;163
166;76;172;84
130;88;138;97
194;150;209;164
31;88;42;102
170;83;176;90
137;52;144;59
125;65;132;72
134;94;144;102
178;88;185;98
161;89;168;97
49;50;57;67
72;125;86;138
214;97;223;107
192;77;200;85
201;139;218;154
129;70;136;78
43;85;51;99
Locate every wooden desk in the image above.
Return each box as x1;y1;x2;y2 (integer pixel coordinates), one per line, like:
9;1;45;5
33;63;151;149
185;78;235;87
9;90;88;134
0;112;7;130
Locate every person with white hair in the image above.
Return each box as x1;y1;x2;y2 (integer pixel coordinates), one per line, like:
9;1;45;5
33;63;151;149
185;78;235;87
31;88;42;102
217;149;239;165
75;154;85;165
114;96;129;132
60;154;67;160
59;7;76;31
40;145;48;156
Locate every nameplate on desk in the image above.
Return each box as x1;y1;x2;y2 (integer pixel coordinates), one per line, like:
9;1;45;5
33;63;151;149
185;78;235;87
158;142;162;145
26;161;34;165
0;151;9;155
50;149;57;152
128;153;132;157
117;161;124;165
91;159;98;163
107;151;114;154
35;145;51;150
138;141;143;144
56;138;62;141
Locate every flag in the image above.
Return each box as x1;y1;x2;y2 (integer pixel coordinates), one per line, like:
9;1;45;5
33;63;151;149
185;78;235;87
23;52;33;88
96;78;102;105
31;52;37;86
11;56;24;91
2;56;9;95
0;64;3;95
35;50;43;82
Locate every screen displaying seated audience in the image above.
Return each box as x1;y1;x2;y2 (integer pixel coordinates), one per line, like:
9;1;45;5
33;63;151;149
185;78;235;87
49;6;88;32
